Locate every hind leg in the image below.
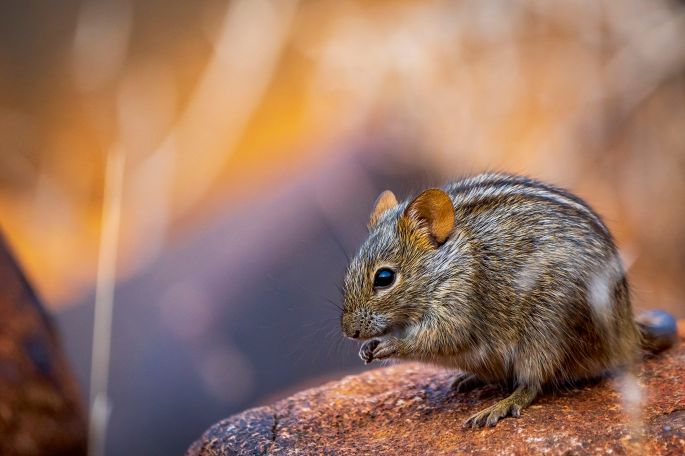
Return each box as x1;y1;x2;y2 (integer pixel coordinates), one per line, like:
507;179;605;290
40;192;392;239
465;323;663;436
449;372;485;393
462;384;538;428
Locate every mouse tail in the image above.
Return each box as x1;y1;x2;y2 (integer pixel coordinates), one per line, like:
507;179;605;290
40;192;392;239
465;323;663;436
636;310;678;352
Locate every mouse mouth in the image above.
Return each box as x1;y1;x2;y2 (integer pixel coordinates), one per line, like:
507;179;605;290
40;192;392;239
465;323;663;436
366;323;405;342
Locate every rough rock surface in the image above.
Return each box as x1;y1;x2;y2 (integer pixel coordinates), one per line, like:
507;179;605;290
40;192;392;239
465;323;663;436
189;329;685;456
0;234;87;456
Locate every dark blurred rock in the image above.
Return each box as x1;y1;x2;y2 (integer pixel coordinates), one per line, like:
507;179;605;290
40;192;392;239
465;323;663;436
188;330;685;455
0;234;87;455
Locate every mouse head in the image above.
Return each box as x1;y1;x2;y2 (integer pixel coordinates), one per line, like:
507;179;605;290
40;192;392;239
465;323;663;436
341;188;455;340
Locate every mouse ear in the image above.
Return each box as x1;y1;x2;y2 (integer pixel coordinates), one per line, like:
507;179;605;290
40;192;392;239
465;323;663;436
402;189;454;247
369;190;398;228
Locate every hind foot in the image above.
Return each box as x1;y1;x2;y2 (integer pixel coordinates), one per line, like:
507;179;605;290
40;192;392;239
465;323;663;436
462;384;538;428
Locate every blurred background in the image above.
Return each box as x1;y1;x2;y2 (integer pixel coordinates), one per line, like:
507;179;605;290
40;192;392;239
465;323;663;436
0;0;684;454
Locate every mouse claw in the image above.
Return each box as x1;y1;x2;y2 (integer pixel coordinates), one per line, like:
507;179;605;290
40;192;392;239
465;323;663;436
359;339;379;364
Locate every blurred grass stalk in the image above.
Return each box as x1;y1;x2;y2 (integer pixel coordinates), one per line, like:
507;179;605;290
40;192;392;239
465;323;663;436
88;148;125;456
83;1;300;452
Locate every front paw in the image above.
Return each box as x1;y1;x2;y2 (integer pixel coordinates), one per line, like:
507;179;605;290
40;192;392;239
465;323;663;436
359;338;399;364
359;339;380;364
372;339;398;361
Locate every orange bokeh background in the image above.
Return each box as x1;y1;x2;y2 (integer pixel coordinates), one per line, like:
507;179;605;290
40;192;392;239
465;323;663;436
1;0;684;314
1;1;685;454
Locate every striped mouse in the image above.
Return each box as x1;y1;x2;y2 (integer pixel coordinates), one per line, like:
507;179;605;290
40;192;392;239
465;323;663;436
341;173;676;427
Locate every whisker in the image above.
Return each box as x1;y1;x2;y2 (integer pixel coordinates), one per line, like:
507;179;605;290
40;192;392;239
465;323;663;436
329;334;346;358
325;325;341;339
332;281;345;297
267;274;342;311
315;208;351;264
283;322;315;340
302;327;326;340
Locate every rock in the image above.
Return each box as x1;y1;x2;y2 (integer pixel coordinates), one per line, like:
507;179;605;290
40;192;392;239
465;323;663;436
0;234;87;456
188;332;685;455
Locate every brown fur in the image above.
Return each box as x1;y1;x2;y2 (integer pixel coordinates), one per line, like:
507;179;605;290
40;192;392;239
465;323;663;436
341;173;644;427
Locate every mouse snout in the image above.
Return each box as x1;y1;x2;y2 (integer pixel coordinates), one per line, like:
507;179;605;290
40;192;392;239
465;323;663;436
341;312;361;339
341;309;386;340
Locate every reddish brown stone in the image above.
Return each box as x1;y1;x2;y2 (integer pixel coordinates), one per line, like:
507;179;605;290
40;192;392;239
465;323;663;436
0;234;87;456
188;335;685;455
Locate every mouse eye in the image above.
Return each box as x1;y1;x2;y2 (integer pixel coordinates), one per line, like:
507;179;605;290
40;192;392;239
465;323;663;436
373;268;395;289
